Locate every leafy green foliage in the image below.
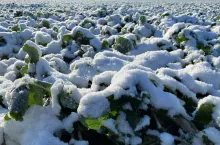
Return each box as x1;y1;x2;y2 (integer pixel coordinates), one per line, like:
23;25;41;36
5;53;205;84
8;79;52;121
213;16;220;22
194;103;215;127
73;31;90;45
73;121;122;145
106;95;143;130
11;24;21;32
102;39;109;48
62;34;73;42
22;43;40;63
139;15;147;25
112;37;133;54
53;26;59;33
196;42;211;55
175;35;188;46
41;19;50;28
58;89;78;111
20;65;28;75
4;113;11;121
80;19;95;28
84;118;103;130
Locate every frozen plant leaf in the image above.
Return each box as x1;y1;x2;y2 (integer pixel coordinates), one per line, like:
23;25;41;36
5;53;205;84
41;19;50;28
4;113;11;121
213;16;220;22
53;26;59;33
9;80;52;120
139;15;147;25
73;31;90;45
20;65;28;75
194;103;215;127
112;37;133;54
102;39;109;48
62;34;73;42
58;90;78;111
175;35;188;46
22;43;40;63
11;25;21;32
9;88;29;121
84;118;103;130
196;42;211;55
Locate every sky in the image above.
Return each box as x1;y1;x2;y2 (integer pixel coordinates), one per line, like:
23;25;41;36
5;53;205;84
1;0;220;4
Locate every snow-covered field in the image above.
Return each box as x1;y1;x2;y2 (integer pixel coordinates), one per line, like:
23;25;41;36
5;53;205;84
1;1;220;145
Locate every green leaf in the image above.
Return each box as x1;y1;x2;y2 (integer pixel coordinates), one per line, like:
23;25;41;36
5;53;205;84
20;65;28;75
175;35;188;46
28;90;43;106
62;34;73;42
22;43;40;63
213;16;220;22
41;19;50;28
85;118;103;130
53;26;59;33
9;88;29;121
139;15;147;25
194;103;215;127
58;89;78;110
4;113;11;121
73;31;90;45
9;80;52;120
102;39;109;48
11;25;21;32
196;42;211;55
101;110;119;120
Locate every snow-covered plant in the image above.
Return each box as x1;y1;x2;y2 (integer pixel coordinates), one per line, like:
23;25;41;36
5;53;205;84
1;2;220;145
112;36;134;54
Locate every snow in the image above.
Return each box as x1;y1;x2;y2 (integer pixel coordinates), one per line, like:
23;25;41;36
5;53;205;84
3;105;66;145
77;92;110;118
62;112;78;133
102;118;118;134
0;1;220;145
160;132;174;145
135;115;150;131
